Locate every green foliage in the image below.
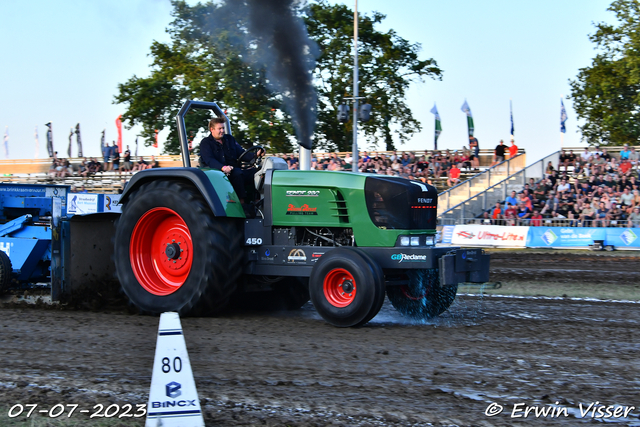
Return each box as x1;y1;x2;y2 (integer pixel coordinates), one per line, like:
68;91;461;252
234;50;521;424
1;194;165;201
307;0;441;151
114;1;293;154
114;0;441;154
569;0;640;146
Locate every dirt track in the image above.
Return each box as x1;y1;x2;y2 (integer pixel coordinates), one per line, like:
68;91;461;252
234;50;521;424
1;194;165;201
1;251;640;426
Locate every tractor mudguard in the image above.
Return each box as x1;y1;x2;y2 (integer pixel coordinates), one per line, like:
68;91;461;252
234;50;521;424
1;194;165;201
119;167;244;217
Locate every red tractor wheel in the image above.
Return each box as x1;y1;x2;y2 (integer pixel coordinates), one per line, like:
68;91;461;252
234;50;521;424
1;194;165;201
323;268;357;308
114;180;241;316
129;207;194;296
310;247;384;327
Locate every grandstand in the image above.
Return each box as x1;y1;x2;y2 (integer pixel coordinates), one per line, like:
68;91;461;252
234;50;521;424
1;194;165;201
442;145;640;228
4;145;635;229
0;149;501;194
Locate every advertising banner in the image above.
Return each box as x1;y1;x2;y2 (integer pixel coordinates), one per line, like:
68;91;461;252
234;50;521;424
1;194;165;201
450;224;528;248
68;194;98;215
101;194;122;213
605;228;640;248
440;225;455;244
527;227;606;248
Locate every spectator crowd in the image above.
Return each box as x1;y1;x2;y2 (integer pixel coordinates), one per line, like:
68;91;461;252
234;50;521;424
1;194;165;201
281;136;517;189
481;145;640;228
33;131;640;229
48;142;160;179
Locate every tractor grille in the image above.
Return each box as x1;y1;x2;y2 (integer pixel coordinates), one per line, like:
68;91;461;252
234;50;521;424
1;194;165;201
329;189;349;223
365;177;437;230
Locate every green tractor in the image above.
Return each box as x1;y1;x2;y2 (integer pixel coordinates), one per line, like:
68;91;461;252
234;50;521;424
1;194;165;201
113;100;490;327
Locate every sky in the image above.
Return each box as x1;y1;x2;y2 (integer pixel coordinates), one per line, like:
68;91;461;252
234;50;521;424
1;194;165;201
0;0;614;165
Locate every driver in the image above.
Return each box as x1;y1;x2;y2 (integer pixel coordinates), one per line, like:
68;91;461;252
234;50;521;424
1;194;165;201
200;117;264;204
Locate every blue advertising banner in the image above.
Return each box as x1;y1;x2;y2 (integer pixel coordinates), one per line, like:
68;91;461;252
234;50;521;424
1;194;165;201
526;227;640;248
527;227;606;247
604;228;640;248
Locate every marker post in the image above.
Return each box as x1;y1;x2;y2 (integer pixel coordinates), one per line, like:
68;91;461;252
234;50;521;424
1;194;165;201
146;312;204;427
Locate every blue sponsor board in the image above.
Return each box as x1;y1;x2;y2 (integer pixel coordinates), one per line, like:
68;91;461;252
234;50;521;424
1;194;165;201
605;228;640;247
527;227;606;247
527;227;640;248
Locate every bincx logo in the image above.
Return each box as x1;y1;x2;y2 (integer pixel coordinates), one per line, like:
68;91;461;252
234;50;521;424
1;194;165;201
0;241;10;256
165;381;182;398
151;399;197;409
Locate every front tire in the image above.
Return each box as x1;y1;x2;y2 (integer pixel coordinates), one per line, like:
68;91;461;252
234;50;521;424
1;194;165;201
309;247;385;327
114;180;241;316
387;269;457;320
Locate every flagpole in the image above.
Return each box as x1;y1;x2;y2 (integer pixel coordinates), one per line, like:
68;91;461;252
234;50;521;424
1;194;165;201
34;126;39;158
431;103;441;151
560;96;567;149
433;103;437;151
510;99;514;141
4;126;9;159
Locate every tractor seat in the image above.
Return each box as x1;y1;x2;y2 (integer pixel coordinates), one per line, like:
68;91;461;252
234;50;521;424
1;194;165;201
254;157;289;193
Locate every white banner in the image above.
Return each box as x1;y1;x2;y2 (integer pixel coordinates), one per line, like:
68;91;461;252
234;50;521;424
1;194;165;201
451;224;529;248
68;194;98;215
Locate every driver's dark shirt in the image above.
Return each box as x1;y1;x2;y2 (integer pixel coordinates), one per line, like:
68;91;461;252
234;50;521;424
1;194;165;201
200;133;250;169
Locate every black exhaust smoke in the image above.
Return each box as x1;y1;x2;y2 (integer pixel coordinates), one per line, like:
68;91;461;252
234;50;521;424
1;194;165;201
215;0;318;150
245;0;318;150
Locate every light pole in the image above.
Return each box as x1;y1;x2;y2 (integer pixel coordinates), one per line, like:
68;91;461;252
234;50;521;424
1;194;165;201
351;0;359;172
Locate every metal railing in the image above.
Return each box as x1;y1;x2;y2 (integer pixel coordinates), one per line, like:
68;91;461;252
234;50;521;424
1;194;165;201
438;151;560;222
438;153;527;216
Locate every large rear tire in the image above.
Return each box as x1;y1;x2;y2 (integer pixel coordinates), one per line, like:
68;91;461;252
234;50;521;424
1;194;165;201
114;180;241;316
309;247;385;327
0;250;12;294
387;269;457;320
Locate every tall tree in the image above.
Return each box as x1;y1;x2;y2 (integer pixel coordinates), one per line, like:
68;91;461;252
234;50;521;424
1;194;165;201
115;0;441;154
114;1;294;154
569;0;640;146
306;1;441;152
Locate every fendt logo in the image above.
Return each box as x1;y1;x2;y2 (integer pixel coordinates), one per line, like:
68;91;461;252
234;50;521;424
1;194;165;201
391;253;427;263
166;381;182;398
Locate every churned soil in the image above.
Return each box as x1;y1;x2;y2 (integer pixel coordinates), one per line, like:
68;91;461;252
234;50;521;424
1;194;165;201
1;250;639;426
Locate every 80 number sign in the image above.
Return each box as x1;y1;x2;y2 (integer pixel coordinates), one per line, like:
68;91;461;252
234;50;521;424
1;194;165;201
161;357;182;373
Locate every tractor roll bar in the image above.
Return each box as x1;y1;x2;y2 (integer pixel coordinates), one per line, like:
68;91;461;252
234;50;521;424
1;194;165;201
176;100;231;168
